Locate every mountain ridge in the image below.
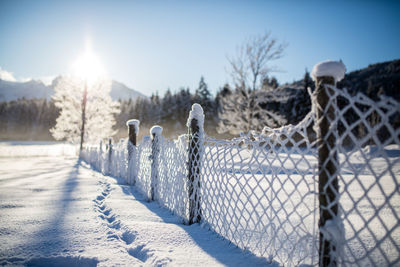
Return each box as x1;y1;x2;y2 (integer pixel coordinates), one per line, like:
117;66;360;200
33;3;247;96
0;76;146;102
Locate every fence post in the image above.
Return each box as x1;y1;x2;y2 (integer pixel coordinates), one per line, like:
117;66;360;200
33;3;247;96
187;103;204;225
150;125;163;201
126;119;140;185
312;60;345;266
107;137;113;175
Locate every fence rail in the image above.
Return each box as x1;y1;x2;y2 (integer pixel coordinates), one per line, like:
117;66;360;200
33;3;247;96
81;61;400;266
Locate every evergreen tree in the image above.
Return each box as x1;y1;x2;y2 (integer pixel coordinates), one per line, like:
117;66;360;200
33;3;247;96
194;76;212;111
161;89;176;123
262;76;279;90
150;91;162;124
176;87;192;126
304;68;312;91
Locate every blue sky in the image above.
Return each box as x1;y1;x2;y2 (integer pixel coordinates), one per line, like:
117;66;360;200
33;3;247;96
0;0;399;96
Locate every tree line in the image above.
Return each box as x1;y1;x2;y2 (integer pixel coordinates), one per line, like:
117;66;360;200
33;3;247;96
0;77;219;141
0;98;58;140
1;32;308;142
114;76;221;140
0;73;301;142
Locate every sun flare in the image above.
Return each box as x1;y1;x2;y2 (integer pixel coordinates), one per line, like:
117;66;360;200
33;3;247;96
71;43;106;84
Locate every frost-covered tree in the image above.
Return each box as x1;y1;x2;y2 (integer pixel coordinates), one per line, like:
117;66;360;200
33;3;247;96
218;32;287;134
217;88;287;134
228;32;286;92
50;76;120;149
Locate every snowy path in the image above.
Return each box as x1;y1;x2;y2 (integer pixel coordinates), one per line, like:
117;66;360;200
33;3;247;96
0;154;271;266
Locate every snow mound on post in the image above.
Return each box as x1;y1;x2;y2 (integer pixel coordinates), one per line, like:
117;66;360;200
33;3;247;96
150;125;163;137
311;60;346;82
186;103;204;132
126;119;140;135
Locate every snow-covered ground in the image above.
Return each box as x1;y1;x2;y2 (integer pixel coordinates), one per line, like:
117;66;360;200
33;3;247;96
0;142;272;266
0;141;77;158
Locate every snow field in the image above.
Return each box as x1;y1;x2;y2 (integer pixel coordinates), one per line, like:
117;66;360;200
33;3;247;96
0;156;118;266
0;141;77;157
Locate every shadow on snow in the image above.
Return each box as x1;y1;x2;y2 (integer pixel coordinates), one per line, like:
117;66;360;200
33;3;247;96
20;159;98;266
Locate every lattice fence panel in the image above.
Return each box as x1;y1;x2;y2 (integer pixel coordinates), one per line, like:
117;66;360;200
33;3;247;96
154;135;189;220
135;136;152;199
201;109;319;266
109;139;128;179
332;88;400;266
82;144;105;173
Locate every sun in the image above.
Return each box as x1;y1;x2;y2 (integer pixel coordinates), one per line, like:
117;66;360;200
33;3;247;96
71;43;106;85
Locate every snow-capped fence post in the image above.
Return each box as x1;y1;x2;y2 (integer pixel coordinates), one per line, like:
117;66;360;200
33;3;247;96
312;61;346;266
126;119;140;185
150;126;163;201
187;104;204;225
127;119;139;146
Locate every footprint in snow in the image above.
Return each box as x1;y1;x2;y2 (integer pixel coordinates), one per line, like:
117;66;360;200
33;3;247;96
127;245;153;262
121;230;136;245
109;220;121;230
103;208;111;216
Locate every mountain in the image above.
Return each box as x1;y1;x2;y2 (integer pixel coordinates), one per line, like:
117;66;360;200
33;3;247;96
110;80;146;100
0;77;146;102
0;79;54;102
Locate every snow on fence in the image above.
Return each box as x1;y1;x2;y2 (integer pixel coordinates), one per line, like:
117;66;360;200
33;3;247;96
81;61;400;266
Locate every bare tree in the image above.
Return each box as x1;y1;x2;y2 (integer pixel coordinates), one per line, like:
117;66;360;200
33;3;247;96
228;32;287;91
218;32;287;134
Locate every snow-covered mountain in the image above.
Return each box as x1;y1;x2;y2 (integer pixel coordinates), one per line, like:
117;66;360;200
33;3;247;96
0;77;146;102
0;79;53;101
110;80;146;101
